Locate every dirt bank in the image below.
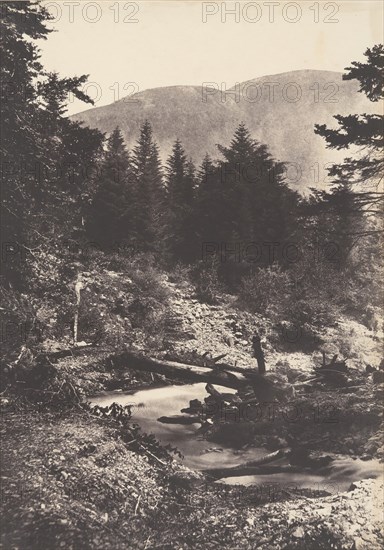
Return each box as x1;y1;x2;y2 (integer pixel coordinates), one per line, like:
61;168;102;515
1;408;383;550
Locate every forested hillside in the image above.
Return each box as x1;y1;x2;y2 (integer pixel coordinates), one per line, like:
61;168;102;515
70;70;377;192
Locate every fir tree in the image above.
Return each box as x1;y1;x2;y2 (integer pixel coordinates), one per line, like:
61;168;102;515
166;141;198;262
315;45;384;202
313;45;384;264
0;1;103;287
131;121;165;252
217;123;298;252
88;128;133;247
195;154;224;247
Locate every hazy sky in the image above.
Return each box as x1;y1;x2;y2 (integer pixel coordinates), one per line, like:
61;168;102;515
39;1;383;115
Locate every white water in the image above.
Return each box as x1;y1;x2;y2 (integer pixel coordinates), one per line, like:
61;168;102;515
91;383;383;492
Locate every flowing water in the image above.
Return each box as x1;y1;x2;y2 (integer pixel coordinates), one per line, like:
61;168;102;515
91;383;383;492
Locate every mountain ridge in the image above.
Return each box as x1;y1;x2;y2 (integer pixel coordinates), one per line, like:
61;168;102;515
70;69;375;192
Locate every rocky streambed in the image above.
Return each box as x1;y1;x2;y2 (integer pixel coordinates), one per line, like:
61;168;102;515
91;382;383;491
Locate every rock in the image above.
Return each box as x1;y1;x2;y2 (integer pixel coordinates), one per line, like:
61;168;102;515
353;536;369;550
292;526;305;538
372;371;384;384
223;335;234;347
168;469;203;489
226;313;237;319
180;331;197;340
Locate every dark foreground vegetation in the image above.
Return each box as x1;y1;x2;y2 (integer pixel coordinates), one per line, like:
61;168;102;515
1;2;383;549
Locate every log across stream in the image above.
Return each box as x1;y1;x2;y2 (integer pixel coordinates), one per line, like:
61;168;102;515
90;383;382;492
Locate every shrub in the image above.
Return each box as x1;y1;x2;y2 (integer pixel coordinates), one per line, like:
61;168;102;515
167;262;192;287
0;287;37;364
192;257;223;304
238;264;291;318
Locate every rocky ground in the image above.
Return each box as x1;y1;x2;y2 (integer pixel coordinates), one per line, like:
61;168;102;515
161;275;383;372
1;409;383;549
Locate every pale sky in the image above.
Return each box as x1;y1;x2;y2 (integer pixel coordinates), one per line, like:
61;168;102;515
38;1;384;115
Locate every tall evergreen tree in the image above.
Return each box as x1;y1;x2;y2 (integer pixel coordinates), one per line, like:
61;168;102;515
313;45;384;265
88;128;133;247
0;1;104;287
131;121;165;252
195;154;223;247
166;140;197;262
182;157;198;262
315;45;384;211
216;123;298;255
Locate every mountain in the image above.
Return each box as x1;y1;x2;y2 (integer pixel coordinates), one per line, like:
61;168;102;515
70;70;376;192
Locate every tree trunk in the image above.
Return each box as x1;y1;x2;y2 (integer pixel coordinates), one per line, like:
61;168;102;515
115;351;275;391
73;275;84;346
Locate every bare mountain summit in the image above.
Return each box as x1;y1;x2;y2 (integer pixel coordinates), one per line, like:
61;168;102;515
71;70;375;192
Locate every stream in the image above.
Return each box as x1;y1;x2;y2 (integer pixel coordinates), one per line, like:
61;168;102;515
91;383;383;493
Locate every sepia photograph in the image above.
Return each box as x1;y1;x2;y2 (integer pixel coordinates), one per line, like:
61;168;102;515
1;1;383;548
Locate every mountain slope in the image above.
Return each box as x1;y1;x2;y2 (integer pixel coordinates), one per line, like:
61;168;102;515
70;70;375;192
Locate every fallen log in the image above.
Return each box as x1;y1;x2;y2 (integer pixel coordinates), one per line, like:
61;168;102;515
38;342;94;360
205;383;241;403
206;383;223;399
115;352;275;391
318;353;348;373
313;368;348;385
181;398;203;414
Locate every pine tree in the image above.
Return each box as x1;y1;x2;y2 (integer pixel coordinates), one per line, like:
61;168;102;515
166;139;187;206
313;45;384;264
315;45;384;209
185;158;197;206
182;158;198;262
217;123;298;253
1;1;52;286
165;141;198;262
37;72;104;235
195;154;223;247
0;1;104;287
131;121;165;252
88;128;133;248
